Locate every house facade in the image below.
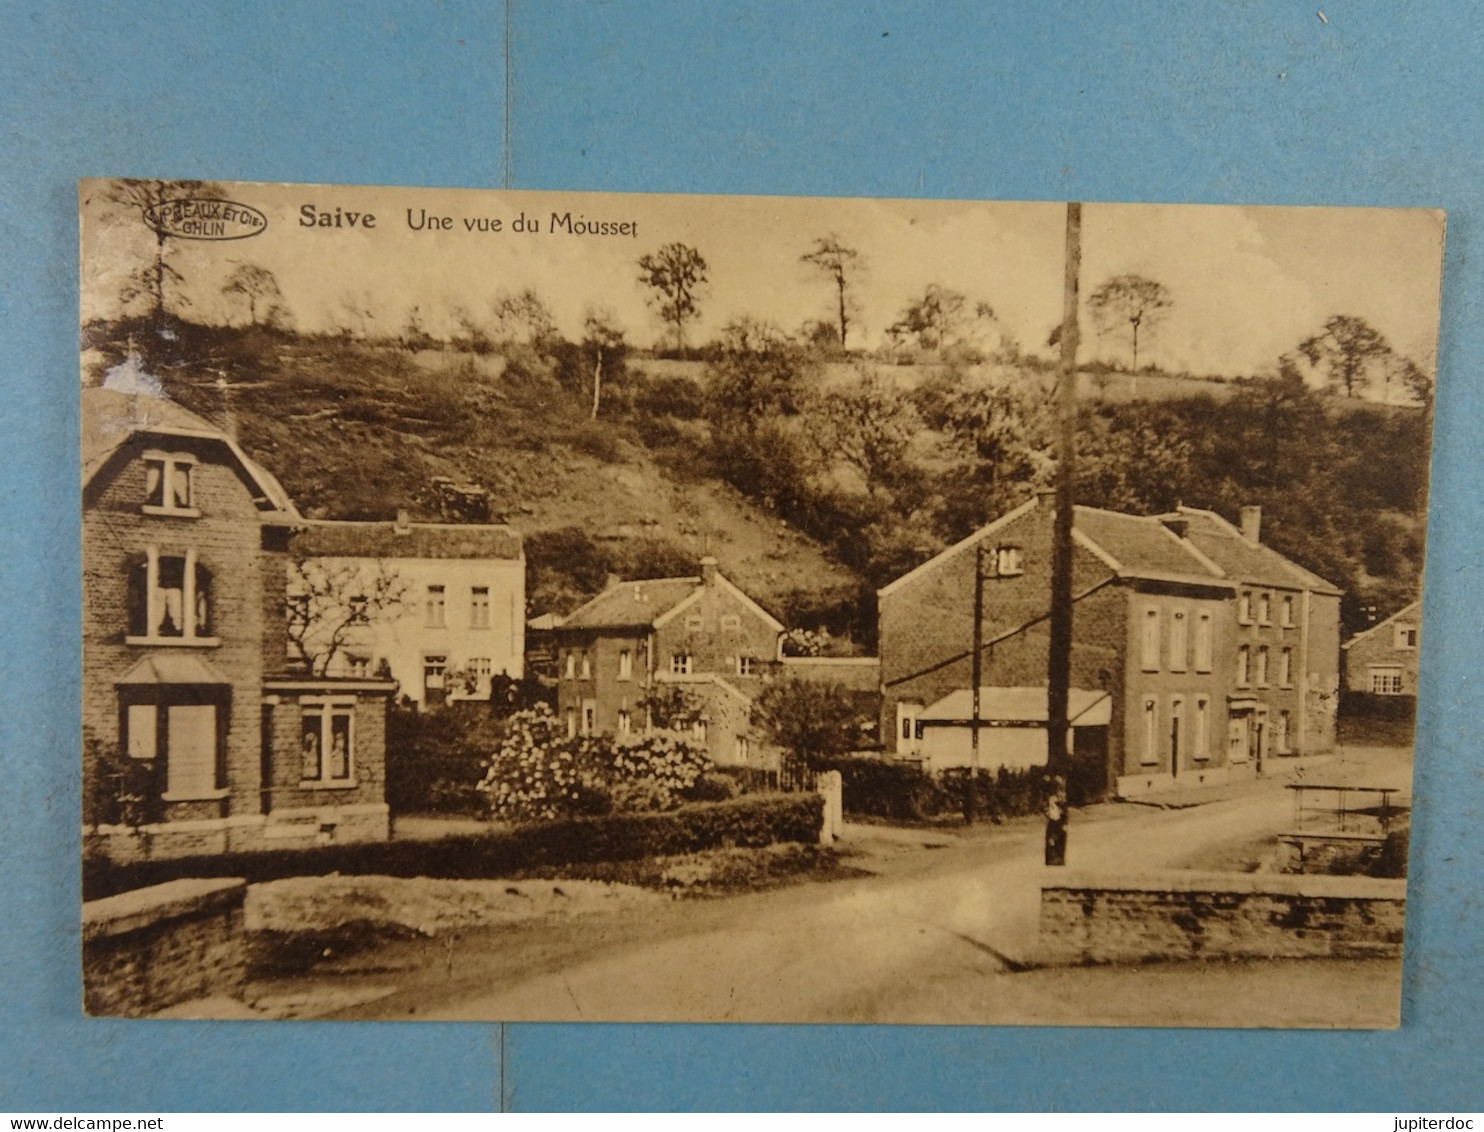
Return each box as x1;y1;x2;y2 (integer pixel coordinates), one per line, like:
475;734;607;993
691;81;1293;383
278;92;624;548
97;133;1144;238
878;496;1341;798
553;557;783;766
82;389;396;861
288;517;525;708
1342;599;1422;697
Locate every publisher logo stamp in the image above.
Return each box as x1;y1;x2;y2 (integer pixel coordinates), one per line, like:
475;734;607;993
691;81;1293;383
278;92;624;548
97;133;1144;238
142;198;267;240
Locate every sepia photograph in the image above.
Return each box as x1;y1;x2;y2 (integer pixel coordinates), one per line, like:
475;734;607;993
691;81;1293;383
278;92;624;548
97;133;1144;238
79;179;1441;1026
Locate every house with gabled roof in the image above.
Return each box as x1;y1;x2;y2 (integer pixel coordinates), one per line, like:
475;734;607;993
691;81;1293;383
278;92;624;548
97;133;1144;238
553;556;784;766
1342;598;1422;699
289;514;524;707
82;388;397;861
878;495;1341;798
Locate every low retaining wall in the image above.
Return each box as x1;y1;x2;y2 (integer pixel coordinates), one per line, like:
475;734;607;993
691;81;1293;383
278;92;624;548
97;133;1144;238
1039;870;1406;965
83;878;248;1016
85;805;391;863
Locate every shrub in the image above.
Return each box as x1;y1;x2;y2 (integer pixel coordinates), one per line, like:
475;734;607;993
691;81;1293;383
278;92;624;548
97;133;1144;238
815;757;1050;823
385;702;503;817
476;705;711;820
83;793;824;901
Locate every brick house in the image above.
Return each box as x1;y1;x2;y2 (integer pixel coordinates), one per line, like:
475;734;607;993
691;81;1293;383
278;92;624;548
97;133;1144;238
82;389;396;860
287;516;525;708
1342;599;1422;698
553;557;783;766
878;496;1341;798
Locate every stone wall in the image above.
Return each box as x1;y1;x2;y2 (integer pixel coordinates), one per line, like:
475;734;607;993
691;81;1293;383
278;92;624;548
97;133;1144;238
83;878;248;1016
1039;870;1405;965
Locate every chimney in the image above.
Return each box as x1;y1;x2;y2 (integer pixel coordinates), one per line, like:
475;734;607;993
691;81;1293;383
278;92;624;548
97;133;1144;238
700;555;719;586
1035;487;1056;508
393;508;411;535
1239;505;1262;543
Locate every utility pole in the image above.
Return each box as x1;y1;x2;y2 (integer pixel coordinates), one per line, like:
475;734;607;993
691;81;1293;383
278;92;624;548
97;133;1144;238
968;541;985;824
1045;201;1081;867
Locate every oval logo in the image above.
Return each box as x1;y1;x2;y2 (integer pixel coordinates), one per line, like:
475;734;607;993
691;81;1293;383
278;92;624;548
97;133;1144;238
142;198;268;241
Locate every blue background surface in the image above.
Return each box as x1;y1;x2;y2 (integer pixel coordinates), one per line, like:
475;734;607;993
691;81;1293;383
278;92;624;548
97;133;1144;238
3;0;1481;1112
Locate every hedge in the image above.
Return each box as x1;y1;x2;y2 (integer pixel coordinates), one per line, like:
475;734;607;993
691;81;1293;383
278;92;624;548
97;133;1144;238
813;757;1049;823
83;792;823;901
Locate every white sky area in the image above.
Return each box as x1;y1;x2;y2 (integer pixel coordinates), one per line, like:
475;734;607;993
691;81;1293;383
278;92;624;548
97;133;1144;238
80;181;1445;378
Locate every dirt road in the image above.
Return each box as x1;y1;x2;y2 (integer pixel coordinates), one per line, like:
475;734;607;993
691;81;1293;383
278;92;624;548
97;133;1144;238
315;746;1407;1026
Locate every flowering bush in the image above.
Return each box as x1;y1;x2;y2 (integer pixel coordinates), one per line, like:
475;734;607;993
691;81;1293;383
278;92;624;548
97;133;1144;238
612;731;710;802
476;705;712;822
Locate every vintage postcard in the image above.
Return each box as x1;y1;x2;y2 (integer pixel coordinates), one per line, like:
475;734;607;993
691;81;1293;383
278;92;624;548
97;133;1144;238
79;180;1440;1025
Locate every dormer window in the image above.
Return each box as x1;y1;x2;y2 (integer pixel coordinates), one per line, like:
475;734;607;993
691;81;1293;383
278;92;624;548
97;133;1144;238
142;452;199;516
995;545;1024;577
127;548;215;644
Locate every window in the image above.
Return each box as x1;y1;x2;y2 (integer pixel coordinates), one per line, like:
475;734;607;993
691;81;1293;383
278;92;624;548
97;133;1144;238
564;652;576;680
737;656;757;677
1141;608;1161;671
346;654;370;678
720;614;741;631
300;700;354;785
1279;647;1293;687
422;654;447;701
1237;645;1251;687
1282;595;1295;627
1394;624;1418;650
1257;593;1272;625
670;653;692;675
685;614;704;632
1369;666;1404;695
1256;645;1269;687
1238;591;1253;624
1276;710;1291;754
582;703;596;736
127;549;213;642
580;653;591;679
121;694;227;801
1169;610;1188;672
1194;696;1211;761
734;736;750;763
565;709;578;739
995;545;1024;577
618;649;633;680
1169;696;1184;770
471;657;492;681
1194;612;1213;672
425;585;446;628
1141;698;1159;766
142;452;197;515
347;595;369;625
470;586;491;629
617;710;631;736
691;719;708;744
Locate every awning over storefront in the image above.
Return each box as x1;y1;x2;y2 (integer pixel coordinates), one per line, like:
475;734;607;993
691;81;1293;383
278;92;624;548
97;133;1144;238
920;686;1112;727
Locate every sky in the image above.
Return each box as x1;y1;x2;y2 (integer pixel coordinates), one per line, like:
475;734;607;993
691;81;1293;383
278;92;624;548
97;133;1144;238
79;180;1446;379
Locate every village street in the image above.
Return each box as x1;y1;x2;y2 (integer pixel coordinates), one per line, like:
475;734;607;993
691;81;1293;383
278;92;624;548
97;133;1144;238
311;746;1409;1027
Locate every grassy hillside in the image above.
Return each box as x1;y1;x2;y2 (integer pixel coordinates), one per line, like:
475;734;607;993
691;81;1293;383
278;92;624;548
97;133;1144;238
81;321;863;629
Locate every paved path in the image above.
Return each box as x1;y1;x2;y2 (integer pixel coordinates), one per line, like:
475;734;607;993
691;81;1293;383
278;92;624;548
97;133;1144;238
355;747;1406;1025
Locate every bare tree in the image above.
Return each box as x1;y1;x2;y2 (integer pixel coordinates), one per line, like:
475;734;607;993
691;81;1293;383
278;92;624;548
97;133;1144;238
101;178;225;325
1299;314;1393;399
638;242;708;351
581;308;627;419
801;235;862;351
286;558;410;677
221;263;282;326
886;284;996;357
1087;274;1173;375
490;288;557;348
